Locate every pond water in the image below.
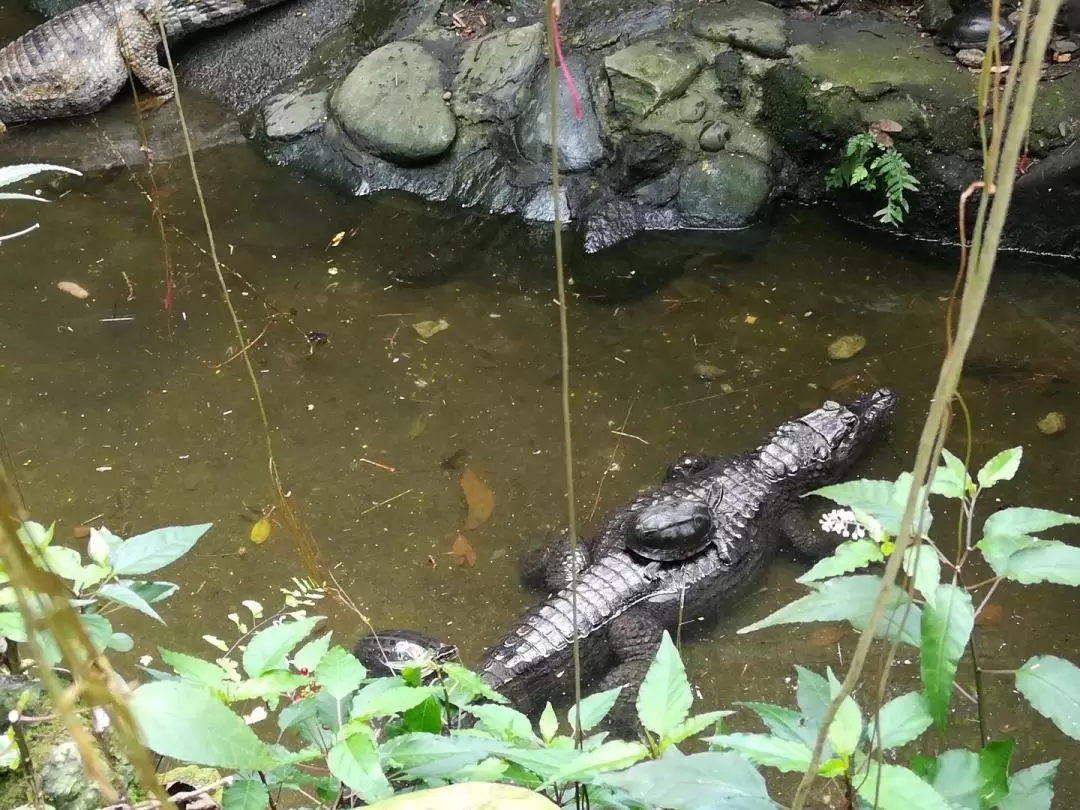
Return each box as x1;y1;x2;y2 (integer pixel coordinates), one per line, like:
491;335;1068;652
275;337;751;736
3;83;1080;802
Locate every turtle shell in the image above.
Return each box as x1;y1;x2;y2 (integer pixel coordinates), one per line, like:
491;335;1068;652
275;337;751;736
352;629;459;677
627;499;713;562
939;10;1015;50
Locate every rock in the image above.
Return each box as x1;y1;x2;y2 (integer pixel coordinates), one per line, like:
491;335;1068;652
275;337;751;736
954;48;986;68
516;54;606;172
618;132;684;183
42;741;104;810
827;335;867;360
920;0;954;32
1037;411;1067;434
938;10;1015;51
699;121;731;151
262;90;327;141
604;39;707;117
523;186;571;223
693;362;725;379
691;0;790;59
679;93;708;123
452;24;546;123
331;42;457;164
161;766;225;807
1053;39;1079;54
713;51;745;108
678;153;773;227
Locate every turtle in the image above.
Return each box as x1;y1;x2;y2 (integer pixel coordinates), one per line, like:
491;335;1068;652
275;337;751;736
938;9;1016;51
352;629;459;679
626;497;716;576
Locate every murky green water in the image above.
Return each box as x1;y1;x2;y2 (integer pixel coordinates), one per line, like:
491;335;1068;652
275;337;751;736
3;91;1080;800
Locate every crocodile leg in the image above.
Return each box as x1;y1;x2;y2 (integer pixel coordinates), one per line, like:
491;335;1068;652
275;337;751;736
779;503;841;560
520;530;591;592
116;11;175;99
595;609;664;734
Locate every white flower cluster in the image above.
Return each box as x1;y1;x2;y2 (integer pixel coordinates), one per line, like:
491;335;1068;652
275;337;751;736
819;508;867;540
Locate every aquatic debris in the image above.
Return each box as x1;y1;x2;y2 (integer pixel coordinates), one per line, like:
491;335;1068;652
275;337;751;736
329;231;346;248
827;334;866;361
868;119;902;148
1037;411;1067;435
449;532;478;566
413;318;450;338
460;467;494;530
250;518;272;545
693;362;724;380
744;314;758;325
56;281;90;299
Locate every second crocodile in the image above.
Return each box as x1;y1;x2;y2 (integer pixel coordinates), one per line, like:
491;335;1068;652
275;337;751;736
478;388;897;717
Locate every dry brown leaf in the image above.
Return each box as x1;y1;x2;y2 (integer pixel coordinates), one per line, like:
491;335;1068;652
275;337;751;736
460;467;494;529
975;602;1004;626
872;119;903;133
449;532;477;566
57;281;90;299
811;625;847;646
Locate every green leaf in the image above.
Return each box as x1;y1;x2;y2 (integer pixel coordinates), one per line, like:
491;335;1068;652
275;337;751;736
442;661;509;705
707;733;812;772
79;612;115;654
316;646;367;700
108;523;212;576
902;543;941;607
41;546;83;581
379;733;507;779
543;740;649;786
826;668;862;757
921;583;974;732
221;778;270;810
1015;655;1080;740
0;611;28;643
539;702;558;743
351;681;437;721
976;531;1037;576
979;737;1014;808
402;695;443;734
127;581;179;604
810;479;896;526
797;539;885;583
995;539;1080;586
873;691;932;750
570;685;624;734
932;448;971;499
278;695;318;733
920;750;982;809
242;615;323;678
976;447;1022;489
1000;760;1059;810
983;506;1080;538
856;761;952;810
293;631;333;673
739;575;921;646
737;701;815;745
159;647;229;692
327;729;393;803
667;709;733;745
231;671;309;702
635;631;692;738
597;751;774;809
465;703;538;743
97;583;164;623
128;681;273;770
795;666;830;731
108;632;134;652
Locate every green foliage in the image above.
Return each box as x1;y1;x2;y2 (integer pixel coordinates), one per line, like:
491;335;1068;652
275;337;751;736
0;520;209;666
0;163;82;242
825;132;920;226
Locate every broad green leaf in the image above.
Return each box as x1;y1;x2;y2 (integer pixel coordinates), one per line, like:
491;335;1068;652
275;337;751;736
127;581;179;604
707;733;812;772
979;737;1014;808
159;647;229;691
351;681;437;721
465;703;538;743
0;611;27;642
931;448;971;499
379;733;507;779
1015;655;1080;740
795;666;830;731
856;761;952;810
108;523;212;575
80;612;115;654
902;543;942;607
539;702;558;743
442;661;509;705
737;701;815;745
570;685;624;734
72;563;110;593
739;575;921;646
810;480;897;529
976;532;1038;576
1000;760;1059;810
242;616;323;678
17;521;53;550
873;691;932;750
921;749;981;809
636;631;692;738
327;729;393;803
278;695;318;732
108;632;134;652
231;671;309;702
221;778;270;810
489;746;579;781
996;539;1080;586
976;446;1022;489
983;506;1080;538
891;472;935;536
97;583;164;623
667;709;733;745
41;545;83;581
543;740;649;786
292;631;332;673
597;751;774;809
826;669;862;757
128;681;273;770
796;539;884;583
87;528;111;565
921;583;974;732
402;695;443;734
316;646;367;699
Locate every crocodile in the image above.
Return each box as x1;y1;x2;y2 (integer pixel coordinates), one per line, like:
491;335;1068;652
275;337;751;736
477;388;897;719
0;0;294;132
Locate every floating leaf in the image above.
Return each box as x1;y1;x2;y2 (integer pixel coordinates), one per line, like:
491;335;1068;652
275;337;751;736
449;533;477;566
1015;655;1080;740
56;281;90;300
249;519;271;545
459;468;494;530
242;599;264;619
203;635;229;652
921;584;974;732
412;319;450;339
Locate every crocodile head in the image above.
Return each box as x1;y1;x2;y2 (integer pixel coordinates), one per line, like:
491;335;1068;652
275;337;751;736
760;387;897;485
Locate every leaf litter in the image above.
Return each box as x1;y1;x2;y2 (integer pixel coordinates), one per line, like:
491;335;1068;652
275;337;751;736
446;466;494;566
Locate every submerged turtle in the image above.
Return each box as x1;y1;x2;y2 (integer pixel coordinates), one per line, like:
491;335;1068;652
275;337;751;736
626;497;716;575
938;9;1016;51
352;629;459;678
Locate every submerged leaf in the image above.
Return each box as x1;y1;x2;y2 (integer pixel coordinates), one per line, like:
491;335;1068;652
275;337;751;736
449;533;477;566
459;468;494;530
249;519;272;545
